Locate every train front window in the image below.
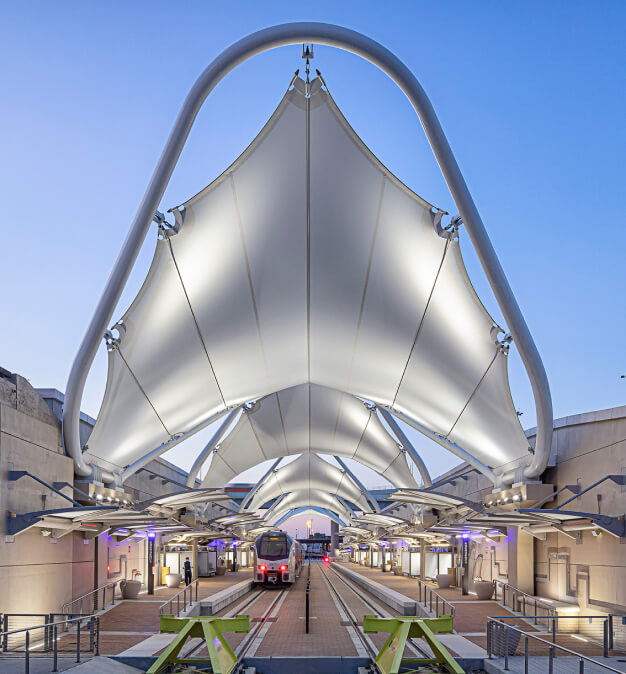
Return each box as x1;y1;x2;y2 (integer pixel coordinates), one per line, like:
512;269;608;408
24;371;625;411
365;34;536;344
258;536;288;560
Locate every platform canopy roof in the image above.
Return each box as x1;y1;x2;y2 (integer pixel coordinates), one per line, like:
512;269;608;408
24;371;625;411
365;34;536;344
85;73;530;484
388;489;482;512
268;488;355;524
201;384;418;489
245;453;371;513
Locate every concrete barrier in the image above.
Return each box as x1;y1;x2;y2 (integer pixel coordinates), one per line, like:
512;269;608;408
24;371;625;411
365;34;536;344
199;578;255;615
332;563;416;616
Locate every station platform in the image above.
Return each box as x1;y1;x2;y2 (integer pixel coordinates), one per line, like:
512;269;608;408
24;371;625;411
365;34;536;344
94;569;252;655
336;561;626;663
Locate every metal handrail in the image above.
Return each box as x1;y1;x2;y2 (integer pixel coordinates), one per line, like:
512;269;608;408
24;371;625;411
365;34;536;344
493;579;557;621
489;614;626;653
416;579;455;619
487;618;624;673
159;579;199;616
0;614;100;672
62;579;122;615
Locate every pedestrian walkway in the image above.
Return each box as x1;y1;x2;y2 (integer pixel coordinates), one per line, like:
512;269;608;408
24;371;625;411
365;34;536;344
337;562;625;662
94;570;251;654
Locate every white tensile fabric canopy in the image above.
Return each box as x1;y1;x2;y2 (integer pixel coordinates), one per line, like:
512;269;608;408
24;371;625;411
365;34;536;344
201;384;417;489
244;453;371;513
268;488;355;524
85;73;529;480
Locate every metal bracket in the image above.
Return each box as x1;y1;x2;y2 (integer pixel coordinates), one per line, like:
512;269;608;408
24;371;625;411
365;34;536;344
150;614;249;674
434;211;461;241
8;471;82;507
363;614;462;674
153;209;180;238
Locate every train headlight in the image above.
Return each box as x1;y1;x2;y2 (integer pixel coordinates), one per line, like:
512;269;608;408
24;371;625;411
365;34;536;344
279;564;287;571
323;557;330;563
258;564;266;572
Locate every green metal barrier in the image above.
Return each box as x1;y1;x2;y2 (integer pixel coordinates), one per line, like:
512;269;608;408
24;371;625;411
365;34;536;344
147;614;250;674
363;614;463;674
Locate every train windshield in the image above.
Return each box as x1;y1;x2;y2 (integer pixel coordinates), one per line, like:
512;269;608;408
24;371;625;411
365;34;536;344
257;535;289;560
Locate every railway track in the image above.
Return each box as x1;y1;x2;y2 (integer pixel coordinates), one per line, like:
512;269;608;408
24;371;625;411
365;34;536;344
321;562;435;664
233;588;288;663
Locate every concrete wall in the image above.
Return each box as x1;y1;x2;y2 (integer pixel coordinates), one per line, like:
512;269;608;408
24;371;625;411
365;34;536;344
533;407;626;614
432;405;626;614
0;371;78;614
0;372;203;616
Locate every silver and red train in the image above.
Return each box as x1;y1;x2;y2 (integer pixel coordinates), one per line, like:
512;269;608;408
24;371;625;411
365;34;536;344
254;531;303;585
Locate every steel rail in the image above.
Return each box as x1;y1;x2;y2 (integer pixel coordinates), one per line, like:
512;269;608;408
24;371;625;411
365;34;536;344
324;562;431;659
233;588;287;662
319;563;379;663
63;22;552;485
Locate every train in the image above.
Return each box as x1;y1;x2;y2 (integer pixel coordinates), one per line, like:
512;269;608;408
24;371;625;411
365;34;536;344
254;531;303;585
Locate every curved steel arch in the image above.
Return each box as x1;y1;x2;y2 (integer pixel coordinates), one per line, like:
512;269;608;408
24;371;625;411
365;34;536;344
63;22;552;485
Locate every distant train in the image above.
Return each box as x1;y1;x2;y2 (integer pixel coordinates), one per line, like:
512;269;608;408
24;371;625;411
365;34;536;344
254;532;303;585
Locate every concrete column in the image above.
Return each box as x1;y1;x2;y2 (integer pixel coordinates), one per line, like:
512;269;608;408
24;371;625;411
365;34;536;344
507;527;534;594
192;538;199;580
330;521;339;555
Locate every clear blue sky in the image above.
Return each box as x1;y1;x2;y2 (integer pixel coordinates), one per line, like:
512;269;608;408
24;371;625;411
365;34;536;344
2;2;624;534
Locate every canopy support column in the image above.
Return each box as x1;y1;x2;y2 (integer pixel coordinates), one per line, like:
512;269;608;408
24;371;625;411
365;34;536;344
186;407;241;487
389;407;499;486
377;408;432;487
238;458;283;512
333;456;381;512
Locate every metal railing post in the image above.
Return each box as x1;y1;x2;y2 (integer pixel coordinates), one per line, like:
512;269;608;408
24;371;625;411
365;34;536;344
522;595;526;616
504;626;509;670
549;645;554;674
604;619;609;658
53;623;58;672
579;658;585;673
487;620;492;659
25;630;30;674
96;616;100;656
44;614;50;652
524;634;529;674
552;617;556;644
534;598;538;625
76;618;81;663
609;614;614;651
436;595;439;617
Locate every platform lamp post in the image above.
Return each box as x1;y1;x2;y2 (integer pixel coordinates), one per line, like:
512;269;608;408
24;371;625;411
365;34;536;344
460;532;470;596
147;531;156;595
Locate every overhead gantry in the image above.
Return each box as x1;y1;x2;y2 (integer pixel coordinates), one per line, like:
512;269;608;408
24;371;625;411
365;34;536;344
62;23;552;492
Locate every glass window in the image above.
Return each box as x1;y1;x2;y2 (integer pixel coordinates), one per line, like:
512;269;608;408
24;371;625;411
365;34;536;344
257;535;289;560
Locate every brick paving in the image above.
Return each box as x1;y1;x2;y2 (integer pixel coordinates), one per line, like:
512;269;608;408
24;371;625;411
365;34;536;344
336;561;514;634
254;562;359;656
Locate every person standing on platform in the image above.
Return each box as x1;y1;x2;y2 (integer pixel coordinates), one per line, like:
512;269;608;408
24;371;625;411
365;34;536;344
183;557;192;586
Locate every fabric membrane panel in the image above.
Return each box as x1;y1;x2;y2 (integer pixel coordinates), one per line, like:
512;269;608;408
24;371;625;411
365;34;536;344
201;384;417;489
86;74;529;479
246;453;371;513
